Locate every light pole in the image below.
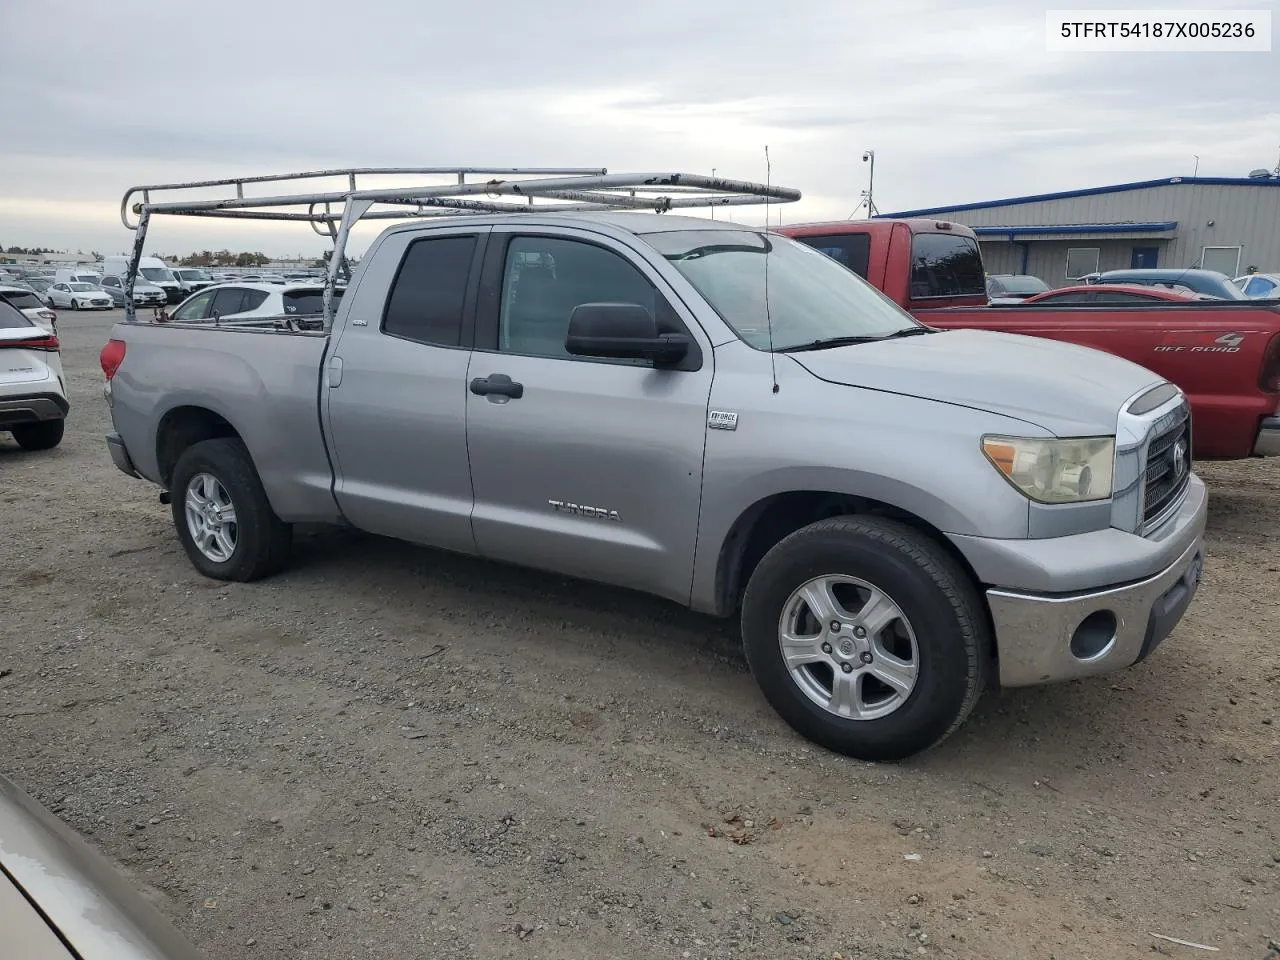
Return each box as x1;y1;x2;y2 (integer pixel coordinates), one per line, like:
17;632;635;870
849;149;878;218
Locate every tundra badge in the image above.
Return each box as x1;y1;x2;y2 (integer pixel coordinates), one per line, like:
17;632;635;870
548;500;621;522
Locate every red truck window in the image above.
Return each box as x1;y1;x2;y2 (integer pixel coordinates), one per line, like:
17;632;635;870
793;233;870;278
910;234;985;299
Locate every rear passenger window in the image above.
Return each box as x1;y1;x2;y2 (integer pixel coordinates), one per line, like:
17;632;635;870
241;290;269;312
383;235;477;346
795;233;870;278
909;234;985;298
211;287;249;317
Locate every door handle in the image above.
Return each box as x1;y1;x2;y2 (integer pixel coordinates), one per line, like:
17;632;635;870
469;373;524;400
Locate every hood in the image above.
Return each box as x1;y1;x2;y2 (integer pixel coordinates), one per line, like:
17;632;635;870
790;328;1164;435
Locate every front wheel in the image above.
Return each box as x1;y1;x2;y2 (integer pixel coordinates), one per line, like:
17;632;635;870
741;516;989;762
170;438;292;581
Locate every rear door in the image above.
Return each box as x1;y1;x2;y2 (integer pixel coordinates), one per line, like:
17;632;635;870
463;226;713;603
322;226;488;554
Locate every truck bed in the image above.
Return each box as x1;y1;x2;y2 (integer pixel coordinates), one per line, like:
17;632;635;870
107;321;342;523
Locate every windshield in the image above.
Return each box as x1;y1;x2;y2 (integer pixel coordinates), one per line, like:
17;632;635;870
68;283;96;292
140;267;174;282
996;275;1050;295
178;269;211;281
0;301;32;329
74;275;99;284
645;229;919;351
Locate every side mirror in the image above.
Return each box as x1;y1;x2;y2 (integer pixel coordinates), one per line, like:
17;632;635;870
564;303;689;365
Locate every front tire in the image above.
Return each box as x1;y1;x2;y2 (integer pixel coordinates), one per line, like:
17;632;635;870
741;516;989;762
170;438;292;581
11;419;64;451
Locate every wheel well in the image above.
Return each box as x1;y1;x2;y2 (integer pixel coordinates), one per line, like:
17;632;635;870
714;491;987;617
156;406;240;487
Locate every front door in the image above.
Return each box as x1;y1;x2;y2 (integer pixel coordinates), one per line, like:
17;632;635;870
464;227;714;604
324;227;488;555
1131;246;1159;269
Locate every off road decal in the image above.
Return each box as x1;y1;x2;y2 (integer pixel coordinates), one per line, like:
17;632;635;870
1154;331;1244;354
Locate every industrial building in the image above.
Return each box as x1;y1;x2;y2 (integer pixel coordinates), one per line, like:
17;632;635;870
877;173;1280;285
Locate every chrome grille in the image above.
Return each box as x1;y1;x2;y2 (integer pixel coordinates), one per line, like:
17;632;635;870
1141;412;1191;528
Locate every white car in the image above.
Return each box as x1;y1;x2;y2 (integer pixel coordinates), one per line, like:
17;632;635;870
45;282;113;311
0;284;59;333
1232;273;1280;298
0;298;66;450
167;281;344;324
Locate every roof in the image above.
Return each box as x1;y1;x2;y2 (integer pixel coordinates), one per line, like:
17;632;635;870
203;281;336;292
1097;268;1226;280
971;222;1177;238
878;175;1280;218
378;210;758;238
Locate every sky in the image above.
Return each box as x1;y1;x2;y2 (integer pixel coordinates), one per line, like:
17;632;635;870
0;0;1276;259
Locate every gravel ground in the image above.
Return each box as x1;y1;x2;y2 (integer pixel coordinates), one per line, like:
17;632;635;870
2;309;1278;960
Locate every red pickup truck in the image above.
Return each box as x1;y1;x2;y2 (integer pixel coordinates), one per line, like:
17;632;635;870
775;218;1280;460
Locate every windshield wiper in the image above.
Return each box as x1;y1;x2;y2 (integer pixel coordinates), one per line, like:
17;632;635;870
780;327;935;353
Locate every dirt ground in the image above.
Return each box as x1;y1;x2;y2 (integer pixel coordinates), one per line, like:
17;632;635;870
2;309;1277;960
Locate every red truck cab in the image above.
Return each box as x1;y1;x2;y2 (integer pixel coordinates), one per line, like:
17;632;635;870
779;218;988;310
776;219;1280;461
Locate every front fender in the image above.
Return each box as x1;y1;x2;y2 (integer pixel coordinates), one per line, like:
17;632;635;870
688;352;1039;614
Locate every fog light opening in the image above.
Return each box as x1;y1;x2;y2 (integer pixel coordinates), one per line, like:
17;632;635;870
1070;610;1117;661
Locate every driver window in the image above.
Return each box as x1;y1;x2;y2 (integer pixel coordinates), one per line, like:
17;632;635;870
498;236;665;361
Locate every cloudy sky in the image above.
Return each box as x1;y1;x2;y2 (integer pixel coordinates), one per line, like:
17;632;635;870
1;0;1276;258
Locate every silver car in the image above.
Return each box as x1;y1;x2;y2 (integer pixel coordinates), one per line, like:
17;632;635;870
99;275;169;308
0;772;206;959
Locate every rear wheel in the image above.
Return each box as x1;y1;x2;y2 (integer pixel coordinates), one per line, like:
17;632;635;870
170;438;292;581
11;419;65;451
741;515;989;762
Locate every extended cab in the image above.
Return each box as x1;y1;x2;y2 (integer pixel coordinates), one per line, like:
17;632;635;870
101;170;1207;762
777;219;1280;460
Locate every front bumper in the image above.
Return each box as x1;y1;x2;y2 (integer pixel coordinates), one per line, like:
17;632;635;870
1253;416;1280;457
973;475;1207;688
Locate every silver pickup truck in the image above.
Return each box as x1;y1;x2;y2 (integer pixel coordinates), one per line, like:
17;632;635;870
101;169;1207;761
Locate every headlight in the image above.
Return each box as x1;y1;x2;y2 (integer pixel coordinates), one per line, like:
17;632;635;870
981;436;1115;503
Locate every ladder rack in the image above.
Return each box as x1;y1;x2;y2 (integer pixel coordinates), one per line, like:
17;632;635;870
118;166;802;325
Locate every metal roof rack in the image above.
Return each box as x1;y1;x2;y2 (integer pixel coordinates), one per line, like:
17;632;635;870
118;166;801;325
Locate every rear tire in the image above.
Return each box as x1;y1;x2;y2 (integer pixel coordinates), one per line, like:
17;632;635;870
170;438;292;581
11;419;64;451
741;515;989;762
